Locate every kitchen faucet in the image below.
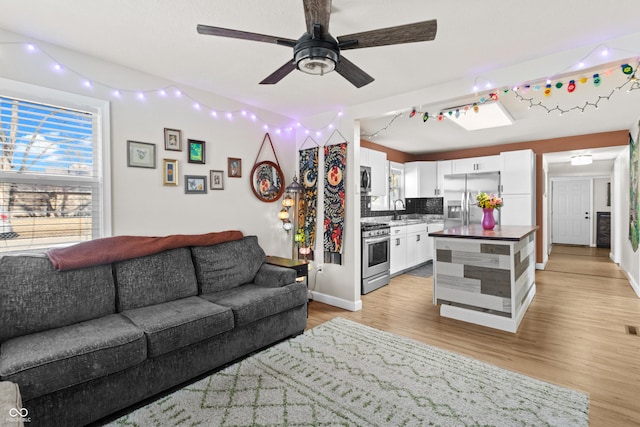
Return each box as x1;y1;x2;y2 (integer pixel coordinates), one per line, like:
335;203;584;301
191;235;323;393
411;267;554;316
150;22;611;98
393;199;405;220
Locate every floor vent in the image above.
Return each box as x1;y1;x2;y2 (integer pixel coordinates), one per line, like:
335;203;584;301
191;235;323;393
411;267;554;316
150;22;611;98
625;325;638;336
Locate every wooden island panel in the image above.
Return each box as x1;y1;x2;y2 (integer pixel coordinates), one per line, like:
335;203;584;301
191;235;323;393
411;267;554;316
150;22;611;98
431;225;538;333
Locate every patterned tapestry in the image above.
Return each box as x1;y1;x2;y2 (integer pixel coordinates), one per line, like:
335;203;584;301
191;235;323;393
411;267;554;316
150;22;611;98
630;130;639;252
323;142;346;265
299;147;318;259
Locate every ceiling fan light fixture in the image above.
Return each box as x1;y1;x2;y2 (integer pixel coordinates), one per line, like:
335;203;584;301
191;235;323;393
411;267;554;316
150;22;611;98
295;47;337;75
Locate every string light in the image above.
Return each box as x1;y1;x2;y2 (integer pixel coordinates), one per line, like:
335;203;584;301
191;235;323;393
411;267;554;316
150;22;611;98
362;57;640;139
0;41;343;136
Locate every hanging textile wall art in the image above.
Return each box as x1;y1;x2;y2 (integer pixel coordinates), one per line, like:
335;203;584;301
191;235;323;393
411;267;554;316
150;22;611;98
299;147;318;259
630;127;639;252
323;142;347;265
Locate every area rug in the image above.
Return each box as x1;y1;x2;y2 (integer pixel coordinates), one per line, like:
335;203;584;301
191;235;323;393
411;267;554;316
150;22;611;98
107;317;589;427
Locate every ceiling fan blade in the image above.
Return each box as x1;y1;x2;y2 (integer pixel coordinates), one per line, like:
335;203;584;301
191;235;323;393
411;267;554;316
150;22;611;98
334;56;374;88
303;0;332;36
197;24;296;46
337;19;437;50
259;60;297;85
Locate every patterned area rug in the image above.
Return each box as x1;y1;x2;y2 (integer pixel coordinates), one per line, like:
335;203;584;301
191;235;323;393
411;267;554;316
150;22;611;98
108;318;589;426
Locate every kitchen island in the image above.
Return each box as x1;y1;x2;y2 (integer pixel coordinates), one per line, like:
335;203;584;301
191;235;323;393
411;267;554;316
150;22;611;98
429;225;538;333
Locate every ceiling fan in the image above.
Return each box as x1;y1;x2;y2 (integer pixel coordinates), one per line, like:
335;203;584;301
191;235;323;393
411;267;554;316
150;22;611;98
197;0;437;88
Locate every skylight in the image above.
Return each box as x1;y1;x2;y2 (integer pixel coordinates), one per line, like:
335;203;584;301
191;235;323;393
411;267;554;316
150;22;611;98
448;102;514;131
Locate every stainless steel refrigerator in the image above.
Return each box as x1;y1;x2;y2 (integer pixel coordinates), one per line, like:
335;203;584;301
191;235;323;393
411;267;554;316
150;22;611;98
443;171;501;230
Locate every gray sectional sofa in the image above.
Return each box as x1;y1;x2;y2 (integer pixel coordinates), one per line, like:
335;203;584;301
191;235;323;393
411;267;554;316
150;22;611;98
0;235;307;427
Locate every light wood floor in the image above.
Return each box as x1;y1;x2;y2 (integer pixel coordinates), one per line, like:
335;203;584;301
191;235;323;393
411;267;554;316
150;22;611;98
307;245;640;427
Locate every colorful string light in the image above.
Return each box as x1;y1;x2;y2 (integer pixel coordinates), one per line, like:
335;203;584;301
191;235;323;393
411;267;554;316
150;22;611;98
0;41;343;138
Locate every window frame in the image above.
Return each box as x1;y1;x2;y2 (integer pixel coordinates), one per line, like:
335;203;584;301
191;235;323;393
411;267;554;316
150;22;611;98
0;77;112;249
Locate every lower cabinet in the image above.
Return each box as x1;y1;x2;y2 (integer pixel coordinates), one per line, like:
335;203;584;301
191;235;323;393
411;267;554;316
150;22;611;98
390;223;429;276
390;226;407;275
406;224;428;267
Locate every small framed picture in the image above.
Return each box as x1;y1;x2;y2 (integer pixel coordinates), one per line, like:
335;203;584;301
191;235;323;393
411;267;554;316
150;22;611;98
228;157;242;177
162;159;178;186
185;175;207;194
210;170;224;190
188;139;206;164
164;128;182;151
127;141;156;168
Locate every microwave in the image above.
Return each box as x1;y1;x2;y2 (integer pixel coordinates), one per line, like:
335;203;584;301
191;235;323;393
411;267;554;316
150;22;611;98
360;166;371;193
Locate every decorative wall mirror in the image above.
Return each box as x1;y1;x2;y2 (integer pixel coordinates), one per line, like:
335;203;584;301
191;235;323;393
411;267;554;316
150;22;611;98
250;160;285;202
251;133;286;203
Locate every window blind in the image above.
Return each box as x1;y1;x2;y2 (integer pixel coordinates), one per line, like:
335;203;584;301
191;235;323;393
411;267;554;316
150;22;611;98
0;95;102;253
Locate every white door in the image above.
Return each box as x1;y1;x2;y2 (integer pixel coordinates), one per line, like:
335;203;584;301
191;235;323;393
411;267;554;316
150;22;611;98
552;179;591;245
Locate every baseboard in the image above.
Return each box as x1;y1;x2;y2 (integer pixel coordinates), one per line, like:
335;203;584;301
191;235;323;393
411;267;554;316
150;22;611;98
622;269;640;298
309;291;362;312
535;260;547;270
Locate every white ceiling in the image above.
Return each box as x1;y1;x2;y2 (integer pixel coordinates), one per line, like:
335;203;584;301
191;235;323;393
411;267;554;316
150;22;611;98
1;0;640;163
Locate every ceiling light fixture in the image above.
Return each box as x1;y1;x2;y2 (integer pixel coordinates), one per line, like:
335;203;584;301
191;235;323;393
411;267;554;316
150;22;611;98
570;155;593;165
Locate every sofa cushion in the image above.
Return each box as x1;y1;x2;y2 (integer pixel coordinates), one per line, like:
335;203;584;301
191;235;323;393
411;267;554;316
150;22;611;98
191;236;266;294
0;314;145;401
115;247;198;311
0;254;115;343
121;296;234;357
201;283;307;327
254;263;297;288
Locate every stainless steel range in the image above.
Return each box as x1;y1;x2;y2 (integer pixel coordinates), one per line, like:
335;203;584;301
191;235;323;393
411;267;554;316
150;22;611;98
361;222;391;294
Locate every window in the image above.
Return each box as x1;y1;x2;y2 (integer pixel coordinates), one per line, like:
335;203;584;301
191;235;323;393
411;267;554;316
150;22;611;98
0;81;110;253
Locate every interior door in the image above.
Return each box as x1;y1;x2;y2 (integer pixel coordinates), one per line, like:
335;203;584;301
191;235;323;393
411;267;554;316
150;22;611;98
552;179;591;245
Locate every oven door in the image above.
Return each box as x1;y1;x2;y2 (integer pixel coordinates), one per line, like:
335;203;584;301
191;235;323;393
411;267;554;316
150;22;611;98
362;235;390;278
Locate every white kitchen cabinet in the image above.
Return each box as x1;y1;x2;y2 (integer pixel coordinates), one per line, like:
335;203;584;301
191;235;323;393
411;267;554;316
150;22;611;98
452;155;501;174
426;223;444;260
360;147;370;166
406;223;428;267
404;161;437;197
500;149;535;195
390;226;407;275
369;149;387;196
500;194;535;226
436;160;452;196
499;149;535;226
404;162;419;198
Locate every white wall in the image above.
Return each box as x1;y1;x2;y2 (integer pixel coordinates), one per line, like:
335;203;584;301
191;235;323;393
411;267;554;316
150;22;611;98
615;122;640;296
0;28;294;257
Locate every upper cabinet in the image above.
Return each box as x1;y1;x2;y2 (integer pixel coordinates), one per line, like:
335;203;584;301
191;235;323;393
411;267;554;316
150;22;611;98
452;155;501;174
361;147;387;196
405;161;436;198
500;149;535;195
436;160;452;196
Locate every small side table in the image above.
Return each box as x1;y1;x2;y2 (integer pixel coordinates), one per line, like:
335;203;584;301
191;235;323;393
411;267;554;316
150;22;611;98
265;256;308;285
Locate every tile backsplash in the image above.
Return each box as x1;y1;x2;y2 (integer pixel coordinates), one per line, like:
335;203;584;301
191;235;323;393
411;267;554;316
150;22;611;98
361;196;443;217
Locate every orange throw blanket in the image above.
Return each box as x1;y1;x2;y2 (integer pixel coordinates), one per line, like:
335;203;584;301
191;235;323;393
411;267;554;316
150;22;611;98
47;230;244;271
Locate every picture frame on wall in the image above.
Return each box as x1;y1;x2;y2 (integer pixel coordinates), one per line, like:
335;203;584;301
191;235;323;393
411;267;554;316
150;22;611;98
162;159;178;186
210;170;224;190
228;157;242;177
127;140;156;168
188;139;206;164
164;128;182;151
185;175;207;194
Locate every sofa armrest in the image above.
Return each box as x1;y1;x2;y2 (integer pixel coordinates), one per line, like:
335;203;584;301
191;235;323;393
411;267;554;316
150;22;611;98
254;263;296;288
